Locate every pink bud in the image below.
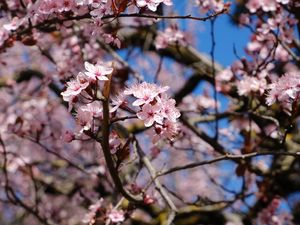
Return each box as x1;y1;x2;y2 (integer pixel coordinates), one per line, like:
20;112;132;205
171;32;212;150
62;130;75;143
143;194;155;205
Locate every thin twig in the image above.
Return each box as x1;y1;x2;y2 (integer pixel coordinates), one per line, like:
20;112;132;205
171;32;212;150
210;18;219;141
133;138;178;225
158;151;300;176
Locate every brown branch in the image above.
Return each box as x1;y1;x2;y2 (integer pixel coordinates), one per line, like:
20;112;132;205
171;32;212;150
110;115;138;123
102;10;227;22
158;151;300;177
99;75;144;203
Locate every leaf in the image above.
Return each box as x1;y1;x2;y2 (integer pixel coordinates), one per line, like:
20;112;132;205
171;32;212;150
111;0;129;15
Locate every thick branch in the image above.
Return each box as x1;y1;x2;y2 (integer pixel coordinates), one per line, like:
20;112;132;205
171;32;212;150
99;78;144;204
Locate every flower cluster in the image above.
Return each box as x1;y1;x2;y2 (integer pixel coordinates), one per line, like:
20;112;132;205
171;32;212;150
123;82;180;143
245;12;297;60
237;75;267;96
155;25;187;49
266;72;300;110
61;61;113;107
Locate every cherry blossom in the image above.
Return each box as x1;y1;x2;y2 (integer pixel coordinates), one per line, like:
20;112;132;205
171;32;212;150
82;198;103;224
109;131;122;154
107;209;125;223
3;17;24;31
155;24;187;49
158;93;180;122
84;61;113;81
122;82;180;141
136;0;172;12
266;72;300;108
195;0;225;13
90;2;110;18
76;107;94;132
62;130;75;142
237;75;267;96
111;92;127;112
151;120;179;143
103;33;121;48
80;101;103;118
137;103;163;127
61;72;90;103
124;82;169;106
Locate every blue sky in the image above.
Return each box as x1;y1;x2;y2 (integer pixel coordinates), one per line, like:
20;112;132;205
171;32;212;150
172;0;252;66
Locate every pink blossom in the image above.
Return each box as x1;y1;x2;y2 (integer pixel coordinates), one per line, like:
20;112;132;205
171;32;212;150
61;72;90;103
75;0;91;5
143;194;155;204
109;131;122;154
151;120;179;143
76;101;103;132
123;82;180;138
195;0;224;13
90;3;109;18
84;61;113;81
137;103;163;127
266;73;300;107
136;0;172;11
274;45;290;62
136;0;161;11
38;0;60;14
58;0;76;12
261;0;277;12
158;94;180;122
155;25;187;49
111;92;127;112
62;130;75;142
76;108;93;131
82;198;103;224
80;101;103;118
237;76;267;96
3;17;23;31
216;68;234;92
103;33;121;48
124;82;169;106
246;0;261;13
107;209;125;223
